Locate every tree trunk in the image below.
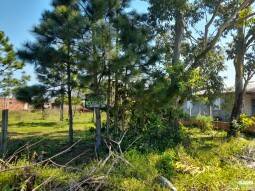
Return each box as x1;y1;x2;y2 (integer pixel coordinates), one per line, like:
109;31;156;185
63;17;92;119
67;62;73;144
95;107;101;154
59;83;65;122
170;11;184;136
229;26;246;136
106;74;111;135
41;106;46;120
60;95;64;122
172;10;184;65
114;74;119;131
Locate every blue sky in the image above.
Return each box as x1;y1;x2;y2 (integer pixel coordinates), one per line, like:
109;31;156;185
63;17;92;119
0;0;235;86
0;0;52;83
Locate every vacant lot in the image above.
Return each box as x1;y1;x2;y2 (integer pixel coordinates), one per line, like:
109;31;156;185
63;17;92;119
2;110;98;165
1;110;255;190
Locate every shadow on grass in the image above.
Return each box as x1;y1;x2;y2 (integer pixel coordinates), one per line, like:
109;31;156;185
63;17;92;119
6;129;96;166
181;129;228;157
9;122;59;128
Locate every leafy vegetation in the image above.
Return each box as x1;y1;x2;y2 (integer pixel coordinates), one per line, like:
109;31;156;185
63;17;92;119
190;115;214;132
1;0;255;190
0;111;254;190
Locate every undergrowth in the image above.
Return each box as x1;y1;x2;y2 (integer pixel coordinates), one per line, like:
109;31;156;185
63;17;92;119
1;111;255;190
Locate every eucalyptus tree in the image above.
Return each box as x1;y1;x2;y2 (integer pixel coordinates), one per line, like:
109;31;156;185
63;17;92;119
226;7;255;136
18;0;85;144
147;0;255;109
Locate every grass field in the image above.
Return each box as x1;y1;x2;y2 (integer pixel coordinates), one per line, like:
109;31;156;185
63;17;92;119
2;110;99;165
1;110;255;190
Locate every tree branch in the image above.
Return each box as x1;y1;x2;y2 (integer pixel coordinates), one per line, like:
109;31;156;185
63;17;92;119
189;0;255;70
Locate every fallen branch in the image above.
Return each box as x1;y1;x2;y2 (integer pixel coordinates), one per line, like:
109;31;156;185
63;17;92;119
0;140;81;173
7;139;45;163
32;176;54;191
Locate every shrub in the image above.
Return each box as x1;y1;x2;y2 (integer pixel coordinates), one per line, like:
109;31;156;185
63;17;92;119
239;114;255;130
155;154;174;177
230;114;255;134
231;119;244;133
192;115;213;132
121;149;158;180
119;178;147;191
123;112;186;152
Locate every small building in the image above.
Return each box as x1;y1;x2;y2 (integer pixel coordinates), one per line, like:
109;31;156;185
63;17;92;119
183;82;255;121
0;98;29;111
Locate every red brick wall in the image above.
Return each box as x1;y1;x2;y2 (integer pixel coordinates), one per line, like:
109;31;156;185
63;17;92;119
0;98;28;111
213;121;230;131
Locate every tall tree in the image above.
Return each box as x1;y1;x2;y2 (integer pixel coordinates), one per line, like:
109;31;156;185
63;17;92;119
19;0;84;144
0;31;26;154
147;0;254;107
77;0;153;152
15;85;49;119
0;31;26;97
227;7;255;136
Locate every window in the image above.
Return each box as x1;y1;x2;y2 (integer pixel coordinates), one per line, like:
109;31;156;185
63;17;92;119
252;99;255;115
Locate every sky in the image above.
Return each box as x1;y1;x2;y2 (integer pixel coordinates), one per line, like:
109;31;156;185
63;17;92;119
0;0;235;87
0;0;52;83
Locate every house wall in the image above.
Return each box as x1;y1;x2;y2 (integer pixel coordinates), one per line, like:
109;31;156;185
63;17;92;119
183;97;230;120
183;93;255;120
243;94;251;115
183;98;222;115
243;94;255;116
0;98;28;111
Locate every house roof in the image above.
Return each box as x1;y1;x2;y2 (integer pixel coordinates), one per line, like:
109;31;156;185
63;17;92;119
246;82;255;93
194;81;255;95
223;81;255;94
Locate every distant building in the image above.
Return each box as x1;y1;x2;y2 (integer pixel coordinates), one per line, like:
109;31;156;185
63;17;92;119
0;98;29;111
183;82;255;121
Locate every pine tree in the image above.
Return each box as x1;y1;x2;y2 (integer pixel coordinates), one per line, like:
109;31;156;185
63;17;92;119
18;0;84;144
0;31;26;97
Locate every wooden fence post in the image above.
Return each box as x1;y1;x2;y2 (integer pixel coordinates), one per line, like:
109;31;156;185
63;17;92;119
1;109;8;154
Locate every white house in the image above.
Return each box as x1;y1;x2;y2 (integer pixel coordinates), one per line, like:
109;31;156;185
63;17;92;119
183;82;255;121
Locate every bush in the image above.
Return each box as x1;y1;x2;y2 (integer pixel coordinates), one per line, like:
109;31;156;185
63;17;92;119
155;151;175;177
231;119;244;133
191;115;213;132
124;112;186;152
120;149;158;180
230;114;255;133
239;114;255;129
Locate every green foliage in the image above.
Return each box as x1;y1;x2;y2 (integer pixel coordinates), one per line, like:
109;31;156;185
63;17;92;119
231;119;245;133
1;111;255;191
190;115;213;132
0;160;79;190
15;85;48;109
119;150;158;180
220;92;235;113
3;0;255;189
0;31;28;96
154;151;175;177
239;114;255;129
126;111;187;152
230;114;255;134
0;31;23;72
172;128;255;191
